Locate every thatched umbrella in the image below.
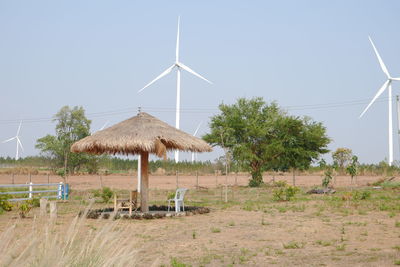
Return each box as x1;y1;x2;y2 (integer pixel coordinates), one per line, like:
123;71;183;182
71;112;212;212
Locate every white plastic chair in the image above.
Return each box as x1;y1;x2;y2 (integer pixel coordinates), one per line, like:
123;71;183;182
168;188;188;212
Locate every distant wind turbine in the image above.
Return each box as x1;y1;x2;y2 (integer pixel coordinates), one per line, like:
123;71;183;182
139;16;212;163
359;36;400;166
191;122;202;163
2;121;24;160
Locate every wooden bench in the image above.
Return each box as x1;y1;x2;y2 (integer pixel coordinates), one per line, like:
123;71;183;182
113;190;138;215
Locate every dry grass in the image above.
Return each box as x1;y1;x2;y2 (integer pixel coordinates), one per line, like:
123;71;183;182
0;206;143;267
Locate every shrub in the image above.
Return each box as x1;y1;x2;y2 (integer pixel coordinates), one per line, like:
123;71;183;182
101;187;113;203
273;185;299;201
352;190;371;201
322;169;333;188
18;201;33;218
0;194;13;214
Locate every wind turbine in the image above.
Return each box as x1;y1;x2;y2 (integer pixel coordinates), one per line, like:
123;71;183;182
359;36;400;166
191;122;202;163
2;121;24;160
139;17;212;162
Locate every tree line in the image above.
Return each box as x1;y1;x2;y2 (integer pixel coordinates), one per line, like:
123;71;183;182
4;97;394;186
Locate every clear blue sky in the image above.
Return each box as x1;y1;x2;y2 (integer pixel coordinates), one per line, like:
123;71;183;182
1;1;400;163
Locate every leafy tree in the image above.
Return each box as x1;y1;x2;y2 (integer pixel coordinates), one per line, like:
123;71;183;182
203;97;330;187
332;148;353;174
36;106;92;177
274;116;330;185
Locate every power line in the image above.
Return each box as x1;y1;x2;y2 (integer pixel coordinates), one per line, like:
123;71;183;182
0;96;390;126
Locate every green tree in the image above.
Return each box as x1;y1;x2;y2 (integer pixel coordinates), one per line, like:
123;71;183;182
274;116;330;185
332;148;353;174
346;155;359;185
36;106;92;177
203;97;330;187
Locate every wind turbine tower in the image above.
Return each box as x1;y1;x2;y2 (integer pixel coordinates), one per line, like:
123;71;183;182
359;36;400;166
139;17;212;162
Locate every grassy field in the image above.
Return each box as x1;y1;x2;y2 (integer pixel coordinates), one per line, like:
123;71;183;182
1;182;400;266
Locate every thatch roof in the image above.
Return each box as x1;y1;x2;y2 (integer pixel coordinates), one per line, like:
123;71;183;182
71;112;212;157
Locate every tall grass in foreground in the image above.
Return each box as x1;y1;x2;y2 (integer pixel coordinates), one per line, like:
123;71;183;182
0;207;142;267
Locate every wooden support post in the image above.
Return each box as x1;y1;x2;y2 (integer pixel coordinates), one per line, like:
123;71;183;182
29;173;32;183
224;185;228;203
50;202;57;219
140;152;149;213
235;172;237;186
113;194;117;212
47;173;50;184
196;171;199;189
292;169;296;186
176;171;179;189
215;171;218;187
11;173;14;184
40;198;48;216
99;175;103;188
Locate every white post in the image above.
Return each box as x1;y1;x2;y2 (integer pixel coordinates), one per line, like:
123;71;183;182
137;155;141;193
389;85;394;166
58;182;63;199
175;67;181;163
397;95;400;160
28;182;33;199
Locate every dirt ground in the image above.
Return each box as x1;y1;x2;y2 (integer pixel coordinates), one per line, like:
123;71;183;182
1;181;400;266
0;173;384;190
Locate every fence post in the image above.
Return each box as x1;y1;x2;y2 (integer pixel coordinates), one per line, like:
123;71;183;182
47;173;50;184
224;185;228;203
99;175;103;188
176;171;179;188
215;171;218;187
29;182;33;199
40;198;48;216
58;182;63;199
12;173;14;184
29;173;32;183
196;171;199;189
50;202;57;219
235;172;237;186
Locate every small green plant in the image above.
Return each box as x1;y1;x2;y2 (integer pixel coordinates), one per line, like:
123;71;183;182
170;257;190;267
211;227;221;233
273;181;288;187
283;241;304;249
192;230;196;239
101;187;113;203
395;221;400;228
322;168;333;188
336;244;346;251
0;194;13;214
167;191;175;200
352;190;371;201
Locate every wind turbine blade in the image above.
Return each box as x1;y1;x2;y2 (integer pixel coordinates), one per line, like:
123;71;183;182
16;120;22;135
369;36;390;78
392;77;400;81
99;121;109;131
193;122;203;136
178;62;213;84
138;64;175;93
359;80;390;118
2;137;16;143
17;138;24;152
176;16;180;63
